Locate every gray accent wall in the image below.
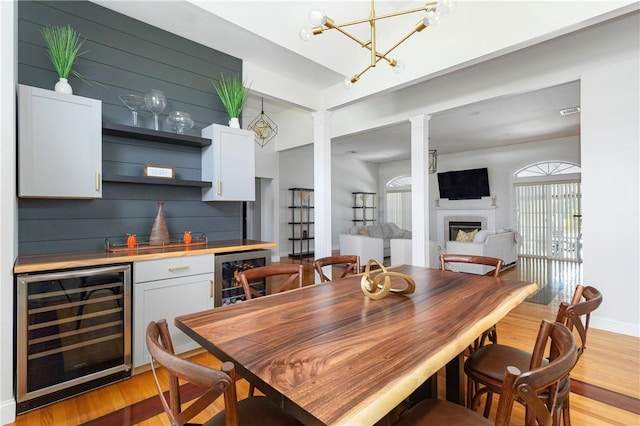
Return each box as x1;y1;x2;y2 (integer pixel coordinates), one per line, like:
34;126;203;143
17;1;245;255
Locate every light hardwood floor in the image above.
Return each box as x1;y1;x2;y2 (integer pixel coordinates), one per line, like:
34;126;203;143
10;258;640;425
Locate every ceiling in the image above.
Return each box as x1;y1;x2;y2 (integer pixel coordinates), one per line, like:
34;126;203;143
330;80;581;162
94;1;586;161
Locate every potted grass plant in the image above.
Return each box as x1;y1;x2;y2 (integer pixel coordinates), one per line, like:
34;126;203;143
40;25;87;94
211;74;250;128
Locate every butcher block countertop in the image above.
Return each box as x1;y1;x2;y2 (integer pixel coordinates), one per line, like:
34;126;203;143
14;239;276;274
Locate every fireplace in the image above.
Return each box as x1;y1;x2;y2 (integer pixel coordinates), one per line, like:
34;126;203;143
436;209;496;248
444;216;487;241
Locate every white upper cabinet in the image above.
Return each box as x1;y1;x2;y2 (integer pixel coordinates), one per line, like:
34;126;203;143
201;124;255;201
18;85;102;198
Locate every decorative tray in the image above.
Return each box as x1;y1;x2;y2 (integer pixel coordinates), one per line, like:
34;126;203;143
105;234;207;253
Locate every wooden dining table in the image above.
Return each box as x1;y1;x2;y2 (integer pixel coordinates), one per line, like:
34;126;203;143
175;264;537;425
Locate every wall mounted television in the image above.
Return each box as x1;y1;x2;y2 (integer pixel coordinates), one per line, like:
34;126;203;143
437;167;490;200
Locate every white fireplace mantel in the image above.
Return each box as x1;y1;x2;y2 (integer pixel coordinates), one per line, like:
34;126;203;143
436;208;496;248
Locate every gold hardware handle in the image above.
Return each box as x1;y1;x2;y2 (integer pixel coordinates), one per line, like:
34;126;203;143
168;265;190;272
95;172;101;192
217;180;222;196
210;280;213;298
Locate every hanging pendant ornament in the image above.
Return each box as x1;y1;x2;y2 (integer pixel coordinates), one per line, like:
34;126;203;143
360;259;416;299
248;97;278;147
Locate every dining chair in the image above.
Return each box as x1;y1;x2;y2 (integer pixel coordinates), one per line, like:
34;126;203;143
465;285;602;425
146;319;301;426
395;320;579;426
236;264;303;300
313;255;361;283
440;254;505;352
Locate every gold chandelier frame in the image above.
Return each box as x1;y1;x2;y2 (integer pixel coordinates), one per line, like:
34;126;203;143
302;0;452;84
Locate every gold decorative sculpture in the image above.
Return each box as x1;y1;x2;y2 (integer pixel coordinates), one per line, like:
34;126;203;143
360;259;416;299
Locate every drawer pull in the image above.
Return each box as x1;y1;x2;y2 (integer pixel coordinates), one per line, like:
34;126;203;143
210;280;213;298
168;265;190;272
217;180;222;196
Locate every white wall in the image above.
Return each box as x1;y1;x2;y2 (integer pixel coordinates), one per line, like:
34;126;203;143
278;146;314;258
432;136;581;234
580;32;640;336
331;156;379;250
375;137;581;238
0;1;16;423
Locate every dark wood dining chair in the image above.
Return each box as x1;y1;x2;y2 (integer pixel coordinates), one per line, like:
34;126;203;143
395;320;579;426
313;255;361;283
146;319;301;426
440;254;505;352
464;285;602;425
236;264;303;300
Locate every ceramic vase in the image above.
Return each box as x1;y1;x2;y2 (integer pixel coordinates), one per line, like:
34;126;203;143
228;117;240;128
54;77;73;94
149;201;170;245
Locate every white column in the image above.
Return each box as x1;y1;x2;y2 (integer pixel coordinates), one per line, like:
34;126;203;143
409;114;432;267
313;111;332;260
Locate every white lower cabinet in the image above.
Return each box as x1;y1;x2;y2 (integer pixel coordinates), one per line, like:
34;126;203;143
133;254;214;368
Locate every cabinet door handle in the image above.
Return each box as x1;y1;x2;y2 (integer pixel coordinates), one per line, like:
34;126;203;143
95;172;101;192
210;279;213;298
217;180;222;196
168;265;190;272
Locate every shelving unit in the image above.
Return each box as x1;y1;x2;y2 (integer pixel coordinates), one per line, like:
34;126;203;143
352;191;377;226
103;123;211;148
102;123;213;187
288;188;314;258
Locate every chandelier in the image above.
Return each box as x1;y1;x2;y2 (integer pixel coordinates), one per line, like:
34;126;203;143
300;0;455;86
248;97;278;147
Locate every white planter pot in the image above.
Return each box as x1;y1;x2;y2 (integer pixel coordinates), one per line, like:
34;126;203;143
228;117;240;128
54;77;73;94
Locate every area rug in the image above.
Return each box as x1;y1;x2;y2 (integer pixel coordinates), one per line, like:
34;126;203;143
525;280;563;305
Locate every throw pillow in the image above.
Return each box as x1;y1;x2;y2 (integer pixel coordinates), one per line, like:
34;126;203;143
456;229;478;242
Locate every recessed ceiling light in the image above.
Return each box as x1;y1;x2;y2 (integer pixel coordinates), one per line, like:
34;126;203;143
560;106;581;115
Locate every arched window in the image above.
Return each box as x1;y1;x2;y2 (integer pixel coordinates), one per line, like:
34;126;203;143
386;176;411;230
515;161;581;178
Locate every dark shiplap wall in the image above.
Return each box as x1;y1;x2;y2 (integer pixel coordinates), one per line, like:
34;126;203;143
18;0;245;255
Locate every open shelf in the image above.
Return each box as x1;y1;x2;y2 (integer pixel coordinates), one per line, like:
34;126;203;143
102;123;211;148
102;174;212;187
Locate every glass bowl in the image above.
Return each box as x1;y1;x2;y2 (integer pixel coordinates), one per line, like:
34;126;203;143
166;111;194;135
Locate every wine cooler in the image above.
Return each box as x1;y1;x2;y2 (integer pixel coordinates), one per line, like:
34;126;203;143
16;264;132;413
214;250;271;306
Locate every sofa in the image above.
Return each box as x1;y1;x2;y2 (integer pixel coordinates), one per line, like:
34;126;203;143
339;223;411;264
444;229;520;275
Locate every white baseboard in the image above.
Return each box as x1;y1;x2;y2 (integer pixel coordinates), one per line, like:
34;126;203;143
1;398;16;425
590;316;640;338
